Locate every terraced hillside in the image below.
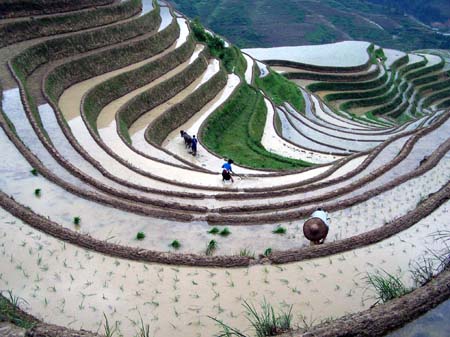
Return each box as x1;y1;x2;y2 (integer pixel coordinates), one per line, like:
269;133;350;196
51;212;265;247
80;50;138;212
0;1;449;337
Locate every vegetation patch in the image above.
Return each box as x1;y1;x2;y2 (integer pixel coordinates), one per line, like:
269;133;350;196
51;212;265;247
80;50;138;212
0;291;35;329
201;84;312;170
255;71;305;113
365;270;411;304
210;299;293;336
190;18;246;77
170;240;181;249
136;232;146;240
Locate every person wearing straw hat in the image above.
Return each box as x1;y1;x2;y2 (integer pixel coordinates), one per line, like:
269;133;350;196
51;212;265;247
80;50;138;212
303;207;330;245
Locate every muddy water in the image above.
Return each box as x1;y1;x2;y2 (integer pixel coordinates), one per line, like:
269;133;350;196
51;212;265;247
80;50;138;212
39;103;201;202
256;60;269;78
157;6;173;32
301;88;397;134
141;0;154;16
4;96;447;254
0;116;312;255
97;45;205;168
279;107;350;154
243;53;254;84
60;40;365;189
1;201;448;337
388;299;450;337
58;41;222;192
229;118;449;209
217;134;410;208
126;45;205;135
335;118;450;201
273;64;378;75
311;95;379;130
285;110;381;152
1;89;96;191
261;98;342;164
288;103;396;141
212;158;450;243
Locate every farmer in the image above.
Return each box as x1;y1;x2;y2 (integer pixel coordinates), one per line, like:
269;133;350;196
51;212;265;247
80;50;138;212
303;207;330;245
221;159;234;183
191;135;198;156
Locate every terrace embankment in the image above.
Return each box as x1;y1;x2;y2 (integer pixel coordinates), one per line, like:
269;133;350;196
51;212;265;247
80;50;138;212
0;1;449;336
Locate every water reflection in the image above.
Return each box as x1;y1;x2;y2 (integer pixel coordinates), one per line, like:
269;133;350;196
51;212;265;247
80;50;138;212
388;299;450;337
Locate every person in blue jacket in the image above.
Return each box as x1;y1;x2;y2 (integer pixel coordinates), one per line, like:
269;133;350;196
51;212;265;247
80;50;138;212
221;159;234;183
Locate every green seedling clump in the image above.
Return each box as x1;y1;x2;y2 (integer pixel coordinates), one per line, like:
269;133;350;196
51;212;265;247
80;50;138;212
30;168;38;176
264;248;272;257
366;270;411;303
34;188;41;197
272;225;287;234
219;227;231;237
170;240;181;249
206;240;218;256
239;248;255;258
0;290;35;329
208;227;220;235
73;217;81;225
136;232;146;240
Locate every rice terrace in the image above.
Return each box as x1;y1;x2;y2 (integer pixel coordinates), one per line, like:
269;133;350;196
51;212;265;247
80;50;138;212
0;0;449;336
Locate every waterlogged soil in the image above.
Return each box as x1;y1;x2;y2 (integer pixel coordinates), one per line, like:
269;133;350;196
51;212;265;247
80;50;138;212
59;42;368;189
97;44;204;169
261;98;342;164
284;109;382;152
243;41;371;67
3;94;448;254
278;107;351;154
0;201;448;337
243;53;254;84
233;118;450;210
285;103;396;141
387;299;450;337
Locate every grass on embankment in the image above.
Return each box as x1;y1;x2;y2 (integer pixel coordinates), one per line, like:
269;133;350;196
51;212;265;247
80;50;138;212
202;84;312;170
190;18;247;78
255;71;305;113
0;292;35;329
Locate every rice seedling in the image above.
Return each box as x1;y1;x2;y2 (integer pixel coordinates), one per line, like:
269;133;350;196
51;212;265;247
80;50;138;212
209;316;249;337
219;227;232;237
263;248;272;257
136;314;150;337
103;313;118;337
272;225;286;234
239;248;255;258
170;240;181;249
206;240;218;256
136;232;146;240
210;299;293;337
208;227;220;235
410;256;436;286
365;270;411;304
73;216;81;225
34;188;41;197
30;168;38;176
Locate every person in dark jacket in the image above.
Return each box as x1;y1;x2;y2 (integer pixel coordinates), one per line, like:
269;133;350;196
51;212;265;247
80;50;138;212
191;135;198;156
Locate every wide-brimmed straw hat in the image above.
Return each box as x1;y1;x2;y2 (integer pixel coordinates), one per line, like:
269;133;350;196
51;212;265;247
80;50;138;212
303;217;328;241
